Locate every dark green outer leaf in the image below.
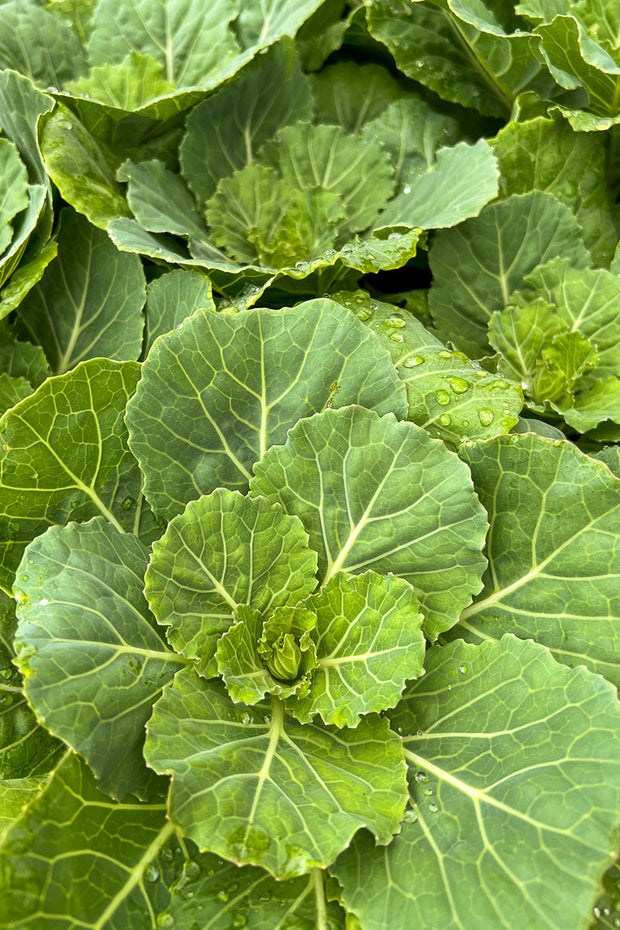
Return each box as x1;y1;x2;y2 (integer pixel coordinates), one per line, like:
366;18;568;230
0;71;54;188
144;670;407;878
332;635;620;930
0;359;142;592
0;0;88;88
458;433;620;688
251;405;488;639
0;752;176;929
144;268;213;354
14;518;184;799
126;300;406;519
15;207;145;374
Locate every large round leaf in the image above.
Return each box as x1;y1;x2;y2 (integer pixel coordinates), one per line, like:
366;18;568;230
458;433;620;688
125;299;406;519
250;405;488;638
144;669;407;878
331;636;620;930
145;489;318;677
13;518;184;799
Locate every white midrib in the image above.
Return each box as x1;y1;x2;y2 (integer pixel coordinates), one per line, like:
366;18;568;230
92;818;174;930
247;697;284;826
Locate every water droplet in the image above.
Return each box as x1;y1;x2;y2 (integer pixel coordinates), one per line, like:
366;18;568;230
356;308;371;322
553;439;562;446
241;713;252;725
403;185;411;194
121;495;136;511
144;862;160;883
448;377;470;394
216;890;229;903
389;332;404;342
161;848;174;862
438;414;451;426
478;409;494;427
232;916;248;928
388;232;402;241
414;771;428;784
20;575;28;583
386;314;405;328
158;915;174;927
0;668;12;680
438;350;451;359
435;390;451;405
404;355;424;368
38;599;48;607
403;808;418;823
183;861;201;881
459;665;467;674
428;801;439;813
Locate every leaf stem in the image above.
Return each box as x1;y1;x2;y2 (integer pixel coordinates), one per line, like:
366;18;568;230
312;867;328;930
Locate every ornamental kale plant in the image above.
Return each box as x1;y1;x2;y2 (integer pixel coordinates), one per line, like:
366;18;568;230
0;1;619;929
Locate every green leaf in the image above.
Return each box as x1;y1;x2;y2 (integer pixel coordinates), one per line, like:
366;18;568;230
0;752;177;929
43;0;97;46
332;636;620;930
0;590;63;778
0;775;49;833
429;192;592;358
87;0;239;87
0;374;32;417
159;851;346;929
333;290;523;444
144;670;407;878
217;604;318;703
375;139;499;231
559;376;620;433
311;60;405;133
591;857;620;930
40;104;132;230
126;299;406;519
0;70;54;187
533;331;598;404
145;488;318;677
263;122;395;239
365;0;555;117
0;239;58;320
360;95;461;188
536;15;620;118
458;433;620;688
0;0;87;88
0;327;48;387
180;38;312;207
0;139;29;258
144;268;214;353
489;297;567;389
286;572;425;728
15;207;145;374
250;405;488;639
492;116;619;267
14;518;184;799
235;0;327;48
0;359;142;592
207;163;344;267
66;51;176;108
0;185;48;297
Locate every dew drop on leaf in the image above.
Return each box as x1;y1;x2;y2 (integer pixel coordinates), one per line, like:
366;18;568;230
216;890;229;903
389;332;404;342
403;808;418;823
436;390;451;405
414;771;428;784
448;377;470;394
428;801;439;813
144;862;160;883
459;665;467;674
478;409;494;426
403;355;425;367
438;414;451;426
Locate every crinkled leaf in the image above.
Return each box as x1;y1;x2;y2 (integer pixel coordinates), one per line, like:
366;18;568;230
0;0;87;88
0;70;54;187
489;297;567;389
0;374;31;417
263;121;395;238
375;139;499;231
160;851;346;930
365;0;555;118
508;259;620;380
0;327;48;388
533;332;598;404
560;376;620;433
234;0;327;48
0;590;62;779
0;185;48;295
126;300;406;518
492;116;619;266
180;38;312;207
0;139;29;258
459;434;620;688
15;208;145;374
66;52;176;108
14;518;183;799
311;60;405;133
536;15;620;118
87;0;239;87
217;604;317;703
145;489;318;677
40;105;131;230
144;268;213;353
0;359;142;592
429;192;592;358
287;572;424;728
144;670;407;878
250;405;488;639
0;752;177;929
332;636;620;930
